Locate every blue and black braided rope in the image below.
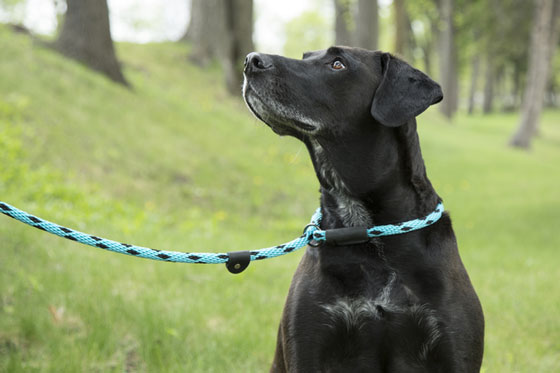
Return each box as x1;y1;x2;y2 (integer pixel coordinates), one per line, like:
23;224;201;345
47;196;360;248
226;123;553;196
0;202;321;265
0;201;444;270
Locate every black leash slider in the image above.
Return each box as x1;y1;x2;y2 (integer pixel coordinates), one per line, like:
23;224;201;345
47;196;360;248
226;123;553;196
324;227;370;246
226;251;251;274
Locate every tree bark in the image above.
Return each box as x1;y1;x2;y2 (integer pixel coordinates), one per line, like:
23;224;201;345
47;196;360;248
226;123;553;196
536;0;560;122
467;54;480;115
181;0;200;42
356;0;378;50
510;0;557;148
334;0;352;45
222;0;254;95
510;59;522;110
422;45;432;77
495;65;505;111
482;55;494;113
394;0;408;57
54;0;127;86
185;0;226;66
184;0;253;94
437;0;458;119
420;20;439;78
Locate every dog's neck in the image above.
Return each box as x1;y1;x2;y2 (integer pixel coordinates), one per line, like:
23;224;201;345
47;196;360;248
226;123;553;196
305;119;439;229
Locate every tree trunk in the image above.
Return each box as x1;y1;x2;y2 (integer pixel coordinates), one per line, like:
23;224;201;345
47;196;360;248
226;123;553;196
183;0;253;94
334;0;352;45
437;0;458;119
546;81;558;107
394;0;408;57
420;21;439;78
54;0;127;85
510;0;557;148
535;0;560;125
356;0;378;50
222;0;254;95
511;59;522;110
422;45;432;77
482;55;494;114
186;0;226;66
467;53;480;115
181;0;200;42
495;65;505;111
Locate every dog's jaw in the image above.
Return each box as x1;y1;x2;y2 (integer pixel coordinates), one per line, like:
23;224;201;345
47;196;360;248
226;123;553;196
242;75;320;136
244;77;373;228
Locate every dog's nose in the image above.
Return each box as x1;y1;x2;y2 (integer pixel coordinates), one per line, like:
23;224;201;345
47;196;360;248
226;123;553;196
244;52;270;73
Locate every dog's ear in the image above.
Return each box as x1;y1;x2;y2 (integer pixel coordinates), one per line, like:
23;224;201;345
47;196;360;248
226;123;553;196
371;53;443;127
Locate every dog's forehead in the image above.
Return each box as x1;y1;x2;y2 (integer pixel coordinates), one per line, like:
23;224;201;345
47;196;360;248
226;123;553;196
302;46;344;60
302;46;376;62
302;50;322;60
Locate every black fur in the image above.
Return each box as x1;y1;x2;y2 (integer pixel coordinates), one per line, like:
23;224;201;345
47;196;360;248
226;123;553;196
371;53;443;127
243;47;484;372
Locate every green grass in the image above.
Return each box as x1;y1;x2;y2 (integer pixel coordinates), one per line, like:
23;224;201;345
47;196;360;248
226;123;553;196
1;26;559;372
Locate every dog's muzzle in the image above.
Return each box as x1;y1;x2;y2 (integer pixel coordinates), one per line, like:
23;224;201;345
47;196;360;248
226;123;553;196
242;52;319;135
244;52;273;74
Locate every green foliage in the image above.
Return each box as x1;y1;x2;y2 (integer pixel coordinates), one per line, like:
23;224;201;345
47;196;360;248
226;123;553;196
283;10;332;58
405;0;439;71
459;0;533;66
0;0;24;9
400;0;542;110
1;26;560;371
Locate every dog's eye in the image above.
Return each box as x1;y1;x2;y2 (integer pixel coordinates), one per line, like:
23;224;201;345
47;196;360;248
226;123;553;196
331;59;346;70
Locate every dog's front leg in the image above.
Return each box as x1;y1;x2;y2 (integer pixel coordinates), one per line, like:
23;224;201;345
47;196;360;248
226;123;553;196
270;325;287;372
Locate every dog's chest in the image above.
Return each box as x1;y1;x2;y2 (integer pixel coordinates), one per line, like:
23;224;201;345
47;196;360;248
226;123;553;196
321;272;400;327
305;268;445;370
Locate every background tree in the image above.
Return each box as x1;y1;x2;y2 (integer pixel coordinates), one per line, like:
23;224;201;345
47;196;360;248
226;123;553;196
406;1;439;77
184;0;253;95
334;0;352;45
182;0;225;66
467;30;480;115
462;0;533;114
437;0;458;119
482;56;494;113
54;0;128;86
284;11;331;58
544;10;560;108
510;0;559;148
393;0;410;59
355;0;378;50
222;0;254;94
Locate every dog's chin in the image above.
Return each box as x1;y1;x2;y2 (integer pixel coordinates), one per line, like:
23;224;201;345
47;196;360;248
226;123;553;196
243;82;318;137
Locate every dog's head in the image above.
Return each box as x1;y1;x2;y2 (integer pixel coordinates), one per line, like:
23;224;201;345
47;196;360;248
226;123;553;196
242;47;442;138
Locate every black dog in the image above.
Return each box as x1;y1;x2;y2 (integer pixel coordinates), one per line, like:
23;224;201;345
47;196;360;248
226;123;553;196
242;47;484;372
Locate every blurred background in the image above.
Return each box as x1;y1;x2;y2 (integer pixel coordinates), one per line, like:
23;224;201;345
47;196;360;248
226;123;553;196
0;0;559;371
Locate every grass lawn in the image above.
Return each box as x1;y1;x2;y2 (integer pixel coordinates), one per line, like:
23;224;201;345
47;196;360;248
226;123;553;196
1;27;559;372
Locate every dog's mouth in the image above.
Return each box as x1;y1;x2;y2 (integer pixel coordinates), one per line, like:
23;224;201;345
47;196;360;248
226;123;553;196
242;78;318;135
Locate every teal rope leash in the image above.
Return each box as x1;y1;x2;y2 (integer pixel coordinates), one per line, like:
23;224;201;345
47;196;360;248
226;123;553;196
0;201;444;273
0;202;322;273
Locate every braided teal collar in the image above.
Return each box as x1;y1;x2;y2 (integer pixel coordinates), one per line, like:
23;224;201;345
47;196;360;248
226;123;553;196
307;202;444;246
